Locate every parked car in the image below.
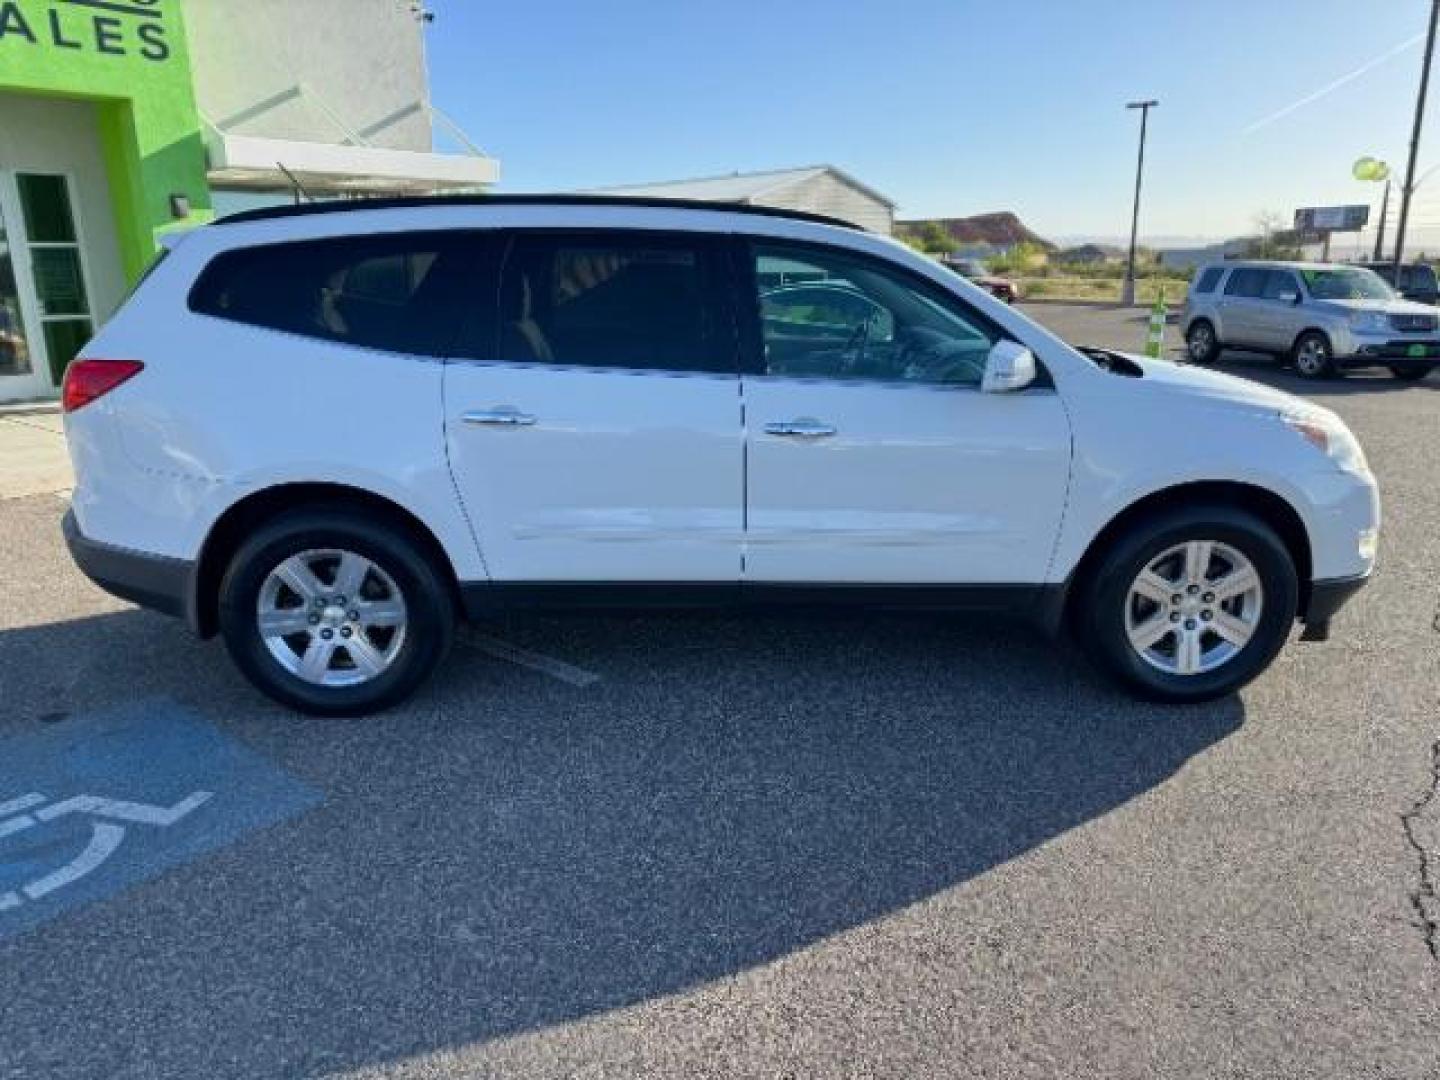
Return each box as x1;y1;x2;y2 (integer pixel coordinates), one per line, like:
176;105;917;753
949;258;1019;303
1183;260;1439;381
63;197;1377;715
1355;260;1439;306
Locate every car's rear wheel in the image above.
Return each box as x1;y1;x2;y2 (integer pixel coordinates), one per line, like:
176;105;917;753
1292;331;1337;379
1388;363;1435;381
1074;505;1298;703
1185;320;1220;363
218;508;455;716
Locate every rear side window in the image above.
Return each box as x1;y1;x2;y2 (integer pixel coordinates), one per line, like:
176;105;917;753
1193;266;1223;294
1223;267;1265;297
189;233;472;356
494;232;731;373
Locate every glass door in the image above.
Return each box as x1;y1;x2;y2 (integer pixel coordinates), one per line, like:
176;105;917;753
0;171;97;401
17;173;94;386
0;178;44;400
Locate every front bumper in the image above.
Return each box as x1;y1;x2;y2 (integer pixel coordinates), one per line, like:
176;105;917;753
63;509;194;623
1341;334;1440;365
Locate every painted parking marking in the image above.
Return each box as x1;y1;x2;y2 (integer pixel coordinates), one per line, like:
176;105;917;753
0;793;46;817
0;700;321;942
460;629;602;687
0;790;213;908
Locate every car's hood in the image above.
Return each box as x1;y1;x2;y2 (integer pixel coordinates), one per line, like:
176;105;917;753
1106;352;1321;414
1316;296;1436;316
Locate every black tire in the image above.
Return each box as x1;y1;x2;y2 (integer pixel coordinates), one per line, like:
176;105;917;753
1291;331;1337;379
1185;319;1221;364
218;506;455;716
1388;363;1435;381
1073;505;1299;703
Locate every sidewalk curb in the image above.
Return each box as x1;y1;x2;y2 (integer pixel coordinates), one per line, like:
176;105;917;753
0;400;61;418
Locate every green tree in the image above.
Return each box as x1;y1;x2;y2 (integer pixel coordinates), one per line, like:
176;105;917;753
905;220;958;256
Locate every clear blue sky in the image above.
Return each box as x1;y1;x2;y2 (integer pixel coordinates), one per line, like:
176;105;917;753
425;0;1440;247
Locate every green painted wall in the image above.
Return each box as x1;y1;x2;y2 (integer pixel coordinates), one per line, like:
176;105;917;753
0;0;211;280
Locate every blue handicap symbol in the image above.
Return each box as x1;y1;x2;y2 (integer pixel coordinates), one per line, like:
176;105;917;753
0;699;321;941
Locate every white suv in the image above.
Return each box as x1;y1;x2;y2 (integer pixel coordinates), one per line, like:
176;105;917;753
61;197;1379;715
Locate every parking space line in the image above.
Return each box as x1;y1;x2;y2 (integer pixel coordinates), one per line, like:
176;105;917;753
460;630;602;688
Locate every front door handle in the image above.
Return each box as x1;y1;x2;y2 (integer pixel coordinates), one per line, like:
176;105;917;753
463;407;537;427
764;418;837;438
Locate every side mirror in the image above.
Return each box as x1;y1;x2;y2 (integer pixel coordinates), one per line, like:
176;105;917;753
981;340;1038;393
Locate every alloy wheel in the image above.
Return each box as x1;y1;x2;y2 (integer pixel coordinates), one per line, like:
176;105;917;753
256;548;408;687
1123;540;1264;676
1295;338;1330;377
1187;324;1213;360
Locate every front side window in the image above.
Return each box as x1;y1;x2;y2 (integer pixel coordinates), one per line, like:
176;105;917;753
752;244;1001;386
1302;266;1394;301
189;233;469;356
496;233;729;373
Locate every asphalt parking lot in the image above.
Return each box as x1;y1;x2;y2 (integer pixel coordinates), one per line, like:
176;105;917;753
1;304;1437;1078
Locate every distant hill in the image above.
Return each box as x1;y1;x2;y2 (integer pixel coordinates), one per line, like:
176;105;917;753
896;212;1055;251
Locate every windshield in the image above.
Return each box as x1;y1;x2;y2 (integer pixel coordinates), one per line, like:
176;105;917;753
955;261;986;277
1301;266;1394;301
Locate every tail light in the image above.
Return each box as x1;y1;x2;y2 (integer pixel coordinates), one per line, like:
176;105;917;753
62;359;144;413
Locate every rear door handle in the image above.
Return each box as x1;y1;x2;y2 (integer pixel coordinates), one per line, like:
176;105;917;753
463;408;537;427
764;418;837;438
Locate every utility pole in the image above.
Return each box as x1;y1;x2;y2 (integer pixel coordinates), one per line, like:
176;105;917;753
1122;99;1158;306
1374;179;1392;261
1393;0;1440;273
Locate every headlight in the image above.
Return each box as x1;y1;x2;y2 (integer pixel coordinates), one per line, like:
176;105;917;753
1281;409;1370;474
1348;310;1388;334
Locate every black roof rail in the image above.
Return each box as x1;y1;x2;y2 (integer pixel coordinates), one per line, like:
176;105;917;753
215;193;863;231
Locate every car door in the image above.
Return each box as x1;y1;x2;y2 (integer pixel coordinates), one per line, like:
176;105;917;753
444;229;743;586
1217;266;1266;347
740;239;1072;586
1253;268;1304;350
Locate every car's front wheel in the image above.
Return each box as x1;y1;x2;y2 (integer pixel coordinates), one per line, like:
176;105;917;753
218;507;455;716
1291;331;1337;379
1074;505;1298;703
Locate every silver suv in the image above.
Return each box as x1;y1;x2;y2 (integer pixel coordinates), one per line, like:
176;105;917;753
1182;260;1439;381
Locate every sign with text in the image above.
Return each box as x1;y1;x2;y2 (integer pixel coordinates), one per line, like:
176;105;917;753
0;0;173;63
1293;205;1370;234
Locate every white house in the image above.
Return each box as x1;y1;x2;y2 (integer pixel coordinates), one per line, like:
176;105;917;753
591;165;896;234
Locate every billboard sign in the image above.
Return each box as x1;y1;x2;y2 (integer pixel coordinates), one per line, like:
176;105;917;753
1293;205;1370;233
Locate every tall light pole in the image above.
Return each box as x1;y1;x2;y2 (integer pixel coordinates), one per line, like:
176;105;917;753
1393;0;1440;272
1122;99;1159;306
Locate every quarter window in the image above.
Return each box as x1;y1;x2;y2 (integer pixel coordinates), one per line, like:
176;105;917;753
1223;267;1265;297
752;244;1001;386
1193;266;1223;294
496;233;729;373
189;233;471;356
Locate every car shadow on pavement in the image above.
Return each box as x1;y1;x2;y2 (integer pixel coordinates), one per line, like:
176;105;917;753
0;607;1244;1077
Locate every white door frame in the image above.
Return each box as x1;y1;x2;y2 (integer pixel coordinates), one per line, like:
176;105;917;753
0;169;103;403
0;172;53;402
